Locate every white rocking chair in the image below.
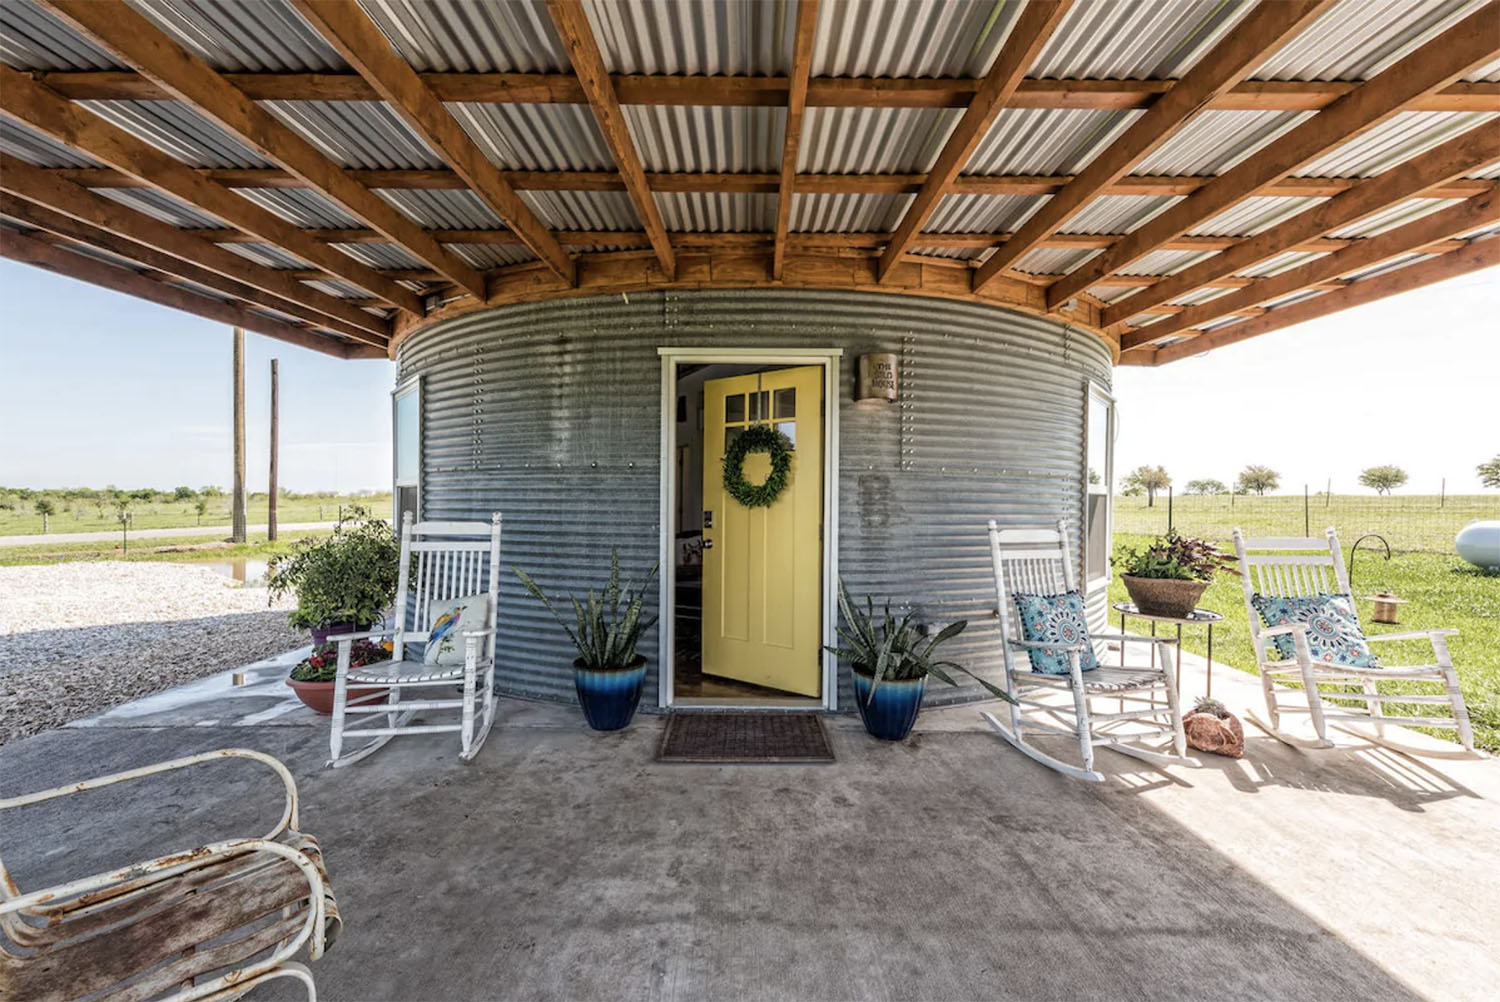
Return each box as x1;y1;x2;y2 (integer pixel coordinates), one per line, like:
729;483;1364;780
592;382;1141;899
1232;528;1478;757
982;520;1193;782
328;512;502;767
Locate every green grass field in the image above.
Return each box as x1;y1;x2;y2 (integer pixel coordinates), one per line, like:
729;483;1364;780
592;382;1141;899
0;493;391;536
0;530;335;568
1114;493;1499;554
1110;532;1500;752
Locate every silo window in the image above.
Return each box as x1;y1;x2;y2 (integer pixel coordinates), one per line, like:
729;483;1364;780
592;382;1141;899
1084;385;1114;587
393;377;420;525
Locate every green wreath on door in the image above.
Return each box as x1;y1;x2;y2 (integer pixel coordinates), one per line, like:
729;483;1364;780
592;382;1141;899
722;424;793;508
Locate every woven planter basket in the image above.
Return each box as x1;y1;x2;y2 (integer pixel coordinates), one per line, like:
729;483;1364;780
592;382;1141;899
1121;576;1209;619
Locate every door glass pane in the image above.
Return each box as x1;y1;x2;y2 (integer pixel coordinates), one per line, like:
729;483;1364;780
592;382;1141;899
776;421;796;448
725;394;745;423
724;427;743;450
747;390;770;422
773;387;796;418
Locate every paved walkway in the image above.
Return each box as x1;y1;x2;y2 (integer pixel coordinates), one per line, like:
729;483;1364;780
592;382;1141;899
0;521;334;546
2;650;1494;1001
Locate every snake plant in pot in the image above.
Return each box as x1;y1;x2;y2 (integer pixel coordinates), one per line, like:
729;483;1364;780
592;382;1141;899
516;550;658;731
828;579;1015;741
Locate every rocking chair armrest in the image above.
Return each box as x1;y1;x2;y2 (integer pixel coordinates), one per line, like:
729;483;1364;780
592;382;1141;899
328;628;395;645
1091;631;1178;647
1007;638;1089;652
461;628;496;639
0;749;300;837
1257;623;1309;639
1364;629;1459;643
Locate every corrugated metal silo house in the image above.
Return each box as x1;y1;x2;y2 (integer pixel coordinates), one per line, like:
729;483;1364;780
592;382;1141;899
3;0;1496;717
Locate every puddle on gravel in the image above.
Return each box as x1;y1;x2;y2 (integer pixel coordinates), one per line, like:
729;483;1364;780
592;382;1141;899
203;558;270;585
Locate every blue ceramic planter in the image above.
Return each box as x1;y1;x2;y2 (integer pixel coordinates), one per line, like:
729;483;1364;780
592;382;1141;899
573;657;647;731
851;668;927;741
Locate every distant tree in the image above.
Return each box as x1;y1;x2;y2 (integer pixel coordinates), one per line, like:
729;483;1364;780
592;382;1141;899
173;486;196;501
34;498;55;533
1236;465;1280;496
1185;478;1228;495
200;485;224;498
194;498;209;525
1123;465;1171;507
1087;469;1101;486
1479;455;1500;490
1358;465;1408;495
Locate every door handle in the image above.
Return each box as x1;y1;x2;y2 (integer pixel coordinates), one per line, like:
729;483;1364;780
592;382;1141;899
702;538;713;550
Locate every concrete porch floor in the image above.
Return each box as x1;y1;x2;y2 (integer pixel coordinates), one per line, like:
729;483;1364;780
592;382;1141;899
2;649;1496;1002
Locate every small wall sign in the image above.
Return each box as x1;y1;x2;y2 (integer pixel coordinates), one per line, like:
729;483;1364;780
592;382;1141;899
855;353;899;405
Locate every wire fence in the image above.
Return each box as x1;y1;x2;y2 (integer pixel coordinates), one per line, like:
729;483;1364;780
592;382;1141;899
1115;488;1500;553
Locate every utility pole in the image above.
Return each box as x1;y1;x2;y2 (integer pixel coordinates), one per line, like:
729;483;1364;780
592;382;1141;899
231;327;247;543
268;358;279;541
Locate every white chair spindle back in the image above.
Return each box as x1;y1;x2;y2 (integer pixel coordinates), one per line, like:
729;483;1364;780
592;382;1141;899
1233;528;1351;653
988;519;1073;650
391;514;503;662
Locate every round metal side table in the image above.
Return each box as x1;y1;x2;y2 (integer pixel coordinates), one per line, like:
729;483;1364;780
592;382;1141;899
1111;602;1225;698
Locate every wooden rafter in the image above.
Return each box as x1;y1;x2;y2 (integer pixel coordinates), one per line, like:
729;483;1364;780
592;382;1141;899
288;0;575;287
971;0;1333;292
547;0;674;279
1105;122;1500;327
0;154;389;343
39;0;484;300
1133;237;1500;365
44;165;1492;201
1121;184;1500;350
0;64;426;315
1046;1;1500;310
0;228;376;358
773;0;819;281
877;0;1073;281
35;70;1500;113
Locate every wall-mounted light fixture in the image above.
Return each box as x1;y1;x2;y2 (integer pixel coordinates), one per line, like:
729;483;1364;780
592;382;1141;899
855;352;899;408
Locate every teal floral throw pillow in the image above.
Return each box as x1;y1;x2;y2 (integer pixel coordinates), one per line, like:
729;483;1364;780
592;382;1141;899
1250;593;1380;668
1012;591;1099;675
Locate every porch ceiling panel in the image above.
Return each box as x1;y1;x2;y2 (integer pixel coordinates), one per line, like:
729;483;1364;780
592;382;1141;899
622;105;786;173
302;277;372;300
218;241;312;271
129;0;343;72
76;99;272;169
1030;0;1255;80
1296;110;1500;177
1188;195;1327;238
789;192;909;233
355;0;568;73
907;246;983;261
965;108;1138;176
0;118;102;167
376;188;505;230
445;102;614;171
1133;109;1313;176
926;193;1043;235
518;189;640;232
444;242;539;270
1119;248;1218;278
811;0;1018;78
331;240;426;271
260;100;445;170
1236;248;1328;279
582;0;794;75
1009;245;1099;278
1250;0;1485;81
655;192;776;233
0;0;117;70
798;106;960;174
1323;195;1466;239
234;187;363;228
95;186;226;228
1060;195;1180;235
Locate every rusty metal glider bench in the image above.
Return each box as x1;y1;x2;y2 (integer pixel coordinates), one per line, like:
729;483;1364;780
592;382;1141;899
1;749;340;1002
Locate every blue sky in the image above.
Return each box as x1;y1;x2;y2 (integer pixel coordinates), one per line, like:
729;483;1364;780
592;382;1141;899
1;258;1496;494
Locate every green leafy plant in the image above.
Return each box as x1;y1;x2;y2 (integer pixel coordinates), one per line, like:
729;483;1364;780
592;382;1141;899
1115;529;1238;582
826;579;1016;705
516;549;659;670
266;505;401;631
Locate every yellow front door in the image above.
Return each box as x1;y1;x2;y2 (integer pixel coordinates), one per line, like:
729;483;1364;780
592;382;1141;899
701;365;824;697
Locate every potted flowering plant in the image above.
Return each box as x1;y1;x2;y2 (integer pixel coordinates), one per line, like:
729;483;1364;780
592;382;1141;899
1115;529;1238;618
266;506;400;643
286;638;389;714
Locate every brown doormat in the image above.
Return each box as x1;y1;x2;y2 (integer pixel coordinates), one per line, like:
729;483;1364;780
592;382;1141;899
657;712;835;763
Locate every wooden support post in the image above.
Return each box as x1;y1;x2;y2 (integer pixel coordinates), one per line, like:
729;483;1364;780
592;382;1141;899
231;328;247;544
268;359;279;543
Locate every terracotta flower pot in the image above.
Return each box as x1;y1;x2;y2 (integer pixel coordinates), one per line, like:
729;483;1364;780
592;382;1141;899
851;666;927;741
285;677;387;715
1121;575;1209;619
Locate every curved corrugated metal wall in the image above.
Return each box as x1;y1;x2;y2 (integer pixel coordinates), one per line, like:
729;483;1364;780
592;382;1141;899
397;290;1112;709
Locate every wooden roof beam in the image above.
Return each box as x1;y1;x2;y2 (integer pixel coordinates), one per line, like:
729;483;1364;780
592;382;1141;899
877;0;1073;282
288;0;575;287
39;0;485;301
0;64;425;315
972;0;1333;291
1121;183;1500;350
773;0;819;281
547;0;675;279
1104;121;1500;326
33;70;1500;113
1046;1;1500;310
1137;237;1500;365
0;154;389;342
0;227;374;358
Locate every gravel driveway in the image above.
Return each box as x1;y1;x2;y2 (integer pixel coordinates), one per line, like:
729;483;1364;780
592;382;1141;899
0;562;301;745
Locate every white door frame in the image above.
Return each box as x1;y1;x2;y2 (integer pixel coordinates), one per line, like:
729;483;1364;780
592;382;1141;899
657;347;843;710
